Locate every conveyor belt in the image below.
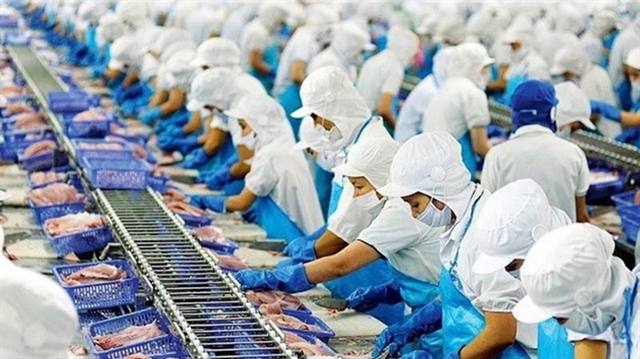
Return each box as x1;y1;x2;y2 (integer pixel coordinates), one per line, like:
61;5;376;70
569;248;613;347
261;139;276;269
8;45;298;359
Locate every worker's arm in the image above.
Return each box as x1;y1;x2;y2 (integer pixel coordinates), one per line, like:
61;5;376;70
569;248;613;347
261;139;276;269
229;145;253;179
203;128;227;157
459;311;518;359
486;64;509;92
148;89;169;108
573;339;608;359
314;230;349;258
103;68;122;80
620;110;640;127
305;241;381;283
182;111;202;135
249;50;273;75
378;93;397;129
470;127;493;158
225;188;258;212
575;196;590;223
122;72;138;88
159;87;185;117
290;60;306;85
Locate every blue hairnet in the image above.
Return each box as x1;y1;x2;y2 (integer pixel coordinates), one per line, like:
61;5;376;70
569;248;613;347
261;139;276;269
511;80;558;131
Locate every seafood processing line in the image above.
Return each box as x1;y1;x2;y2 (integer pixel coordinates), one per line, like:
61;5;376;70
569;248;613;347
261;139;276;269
7;45;299;359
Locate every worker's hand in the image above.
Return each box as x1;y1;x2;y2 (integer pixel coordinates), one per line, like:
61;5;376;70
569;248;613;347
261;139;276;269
282;225;326;257
203;169;234;191
181;148;210;169
346;280;403;312
372;325;411;358
241;208;257;223
275;244;316;269
234;263;316;293
400;350;434;359
121;82;143;101
138;107;161;125
189;195;226;213
589;100;621;122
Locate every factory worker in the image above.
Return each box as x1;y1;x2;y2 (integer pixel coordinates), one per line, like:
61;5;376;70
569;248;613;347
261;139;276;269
501;26;550;102
583;9;621;68
395;46;452;143
422;43;494;178
95;13;130;82
608;13;640;95
433;16;467;49
221;3;258;47
554;82;597;140
349;2;388;50
413;15;439;79
106;35;142;93
0;263;79;359
274;4;339;139
71;1;108;62
356;26;420;134
190;94;322;241
482;80;590;223
375;132;530;359
549;46;590;86
149;0;174;26
306;20;376;83
114;0;151;31
236;137;444;355
164;1;198;29
534;3;583;68
185;7;225;45
513;224;639;359
240;2;289;93
185;68;266;192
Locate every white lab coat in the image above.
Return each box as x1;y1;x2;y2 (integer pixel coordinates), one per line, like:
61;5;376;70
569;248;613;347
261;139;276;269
273;27;320;97
395;75;438;143
307;47;357;82
240;18;270;71
481;125;590;222
356;50;405;113
358;197;442;285
608;19;640;88
422;77;491;139
580;63;621;139
244;141;324;235
505;49;551;82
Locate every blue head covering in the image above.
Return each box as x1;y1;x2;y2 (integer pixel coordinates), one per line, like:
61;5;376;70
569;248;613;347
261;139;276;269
511;80;558;132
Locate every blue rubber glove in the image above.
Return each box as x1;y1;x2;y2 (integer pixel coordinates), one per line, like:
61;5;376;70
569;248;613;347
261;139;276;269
590;100;622;122
154;120;176;134
346;280;403;312
400;350;435;359
204;168;235;190
182;148;211;169
190;195;226;213
158;125;184;139
443;351;461;359
157;136;200;154
275;243;316;268
234;263;315;293
282;224;327;257
372;300;443;358
121;82;143;101
139;107;162;125
241;208;257;223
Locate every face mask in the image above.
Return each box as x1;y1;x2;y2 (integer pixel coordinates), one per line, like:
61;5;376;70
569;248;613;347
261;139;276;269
416;199;452;227
354;191;384;217
317;124;342;143
631;80;640;101
200;108;212;118
237;131;258;150
511;47;526;62
508;269;521;280
557;126;572;140
316;151;338;171
562;307;616;336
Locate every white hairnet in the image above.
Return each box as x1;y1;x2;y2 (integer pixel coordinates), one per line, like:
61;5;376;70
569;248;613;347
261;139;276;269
77;1;107;24
331;20;375;63
432;46;453;85
150;28;192;58
257;2;289;30
0;264;78;359
160;49;197;91
356;1;385;22
306;4;340;37
502;22;534;45
591;9;621;38
140;54;160;82
386;26;420;68
554;81;595;130
446;43;494;88
160;40;197;65
550;46;590;77
434;16;466;46
191;38;241;69
333;136;400;189
115;0;148;28
293;116;323;152
137;26;163;49
624;47;640;70
415;14;439;36
285;1;305;29
555;3;586;35
148;0;175;24
581;33;604;64
188;68;256;111
166;1;199;28
514;224;633;335
185;8;225;44
96;13;129;44
108;35;140;71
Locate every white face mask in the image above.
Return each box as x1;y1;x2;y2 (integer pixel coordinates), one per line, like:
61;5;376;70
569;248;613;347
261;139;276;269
416;199;452;227
354;190;384;217
562;307;616;336
315;151;338;171
237;131;258;150
556;126;572;140
508;269;521;280
315;123;343;143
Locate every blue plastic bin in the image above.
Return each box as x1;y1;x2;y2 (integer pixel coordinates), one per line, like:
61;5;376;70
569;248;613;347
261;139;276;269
586;169;626;204
289;332;337;356
79;307;127;328
64;116;110;138
0;15;18;28
275;310;336;343
72;139;134;160
46;225;113;256
19;150;68;172
611;191;640;244
26;166;73;189
54;260;138;312
81;156;150;189
46;91;91;113
148;174;169;193
29;199;85;226
174;212;213;228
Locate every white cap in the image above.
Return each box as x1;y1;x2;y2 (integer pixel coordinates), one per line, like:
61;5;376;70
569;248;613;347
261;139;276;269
473;179;554;274
624;47;640;70
224;93;291;149
306;4;340;36
447;43;494;88
150;28;192;58
188;68;238;111
387;26;421;68
502;25;533;45
415;14;438;36
291;66;370;120
77;1;108;24
257;2;289;30
285;2;306;28
554;82;596;130
191;38;241;69
591;9;621;38
333;137;401;189
108;35;139;71
331;20;376;61
293;116;323;151
185;8;225;45
0;264;78;358
434;16;467;46
550;46;589;77
97;13;129;43
115;0;148;27
514;224;633;326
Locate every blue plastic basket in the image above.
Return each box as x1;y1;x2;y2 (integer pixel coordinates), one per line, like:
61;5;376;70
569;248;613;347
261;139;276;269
86;308;179;359
19;150;68;172
53;260;139;312
148;174;169;193
26;166;73;189
611;191;640;244
3;128;54;143
198;236;239;255
79;307;127;328
4;32;31;46
46;225;113;256
289;332;337;356
275;310;336;343
586;169;626;204
72;139;134;160
82;156;150;189
29;200;85;226
175;212;213;228
234;333;280;357
64;117;110;138
0;15;18;28
108;132;150;146
611;191;638;208
46;91;92;113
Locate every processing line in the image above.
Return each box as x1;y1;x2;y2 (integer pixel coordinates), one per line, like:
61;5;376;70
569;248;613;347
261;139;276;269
7;45;298;359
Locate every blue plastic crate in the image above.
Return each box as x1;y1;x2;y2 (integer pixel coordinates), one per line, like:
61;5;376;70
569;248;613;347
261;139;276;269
4;32;31;46
82;156;150;189
79;307;127;328
618;205;639;244
0;15;18;28
86;308;179;359
275;310;336;343
611;191;639;208
108;132;149;146
46;91;91;113
53;260;139;312
148;174;169;193
26;166;73;189
175;212;213;228
234;333;279;357
19;150;68;172
72;139;134;160
3;128;54;143
46;225;113;256
29;199;85;226
586;169;626;204
64;117;110;138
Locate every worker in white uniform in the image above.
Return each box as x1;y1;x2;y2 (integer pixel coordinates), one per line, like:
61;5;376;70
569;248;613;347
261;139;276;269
514;224;640;359
220;3;257;47
533;2;583;68
581;9;621;68
356;26;420;134
375;132;530;359
273;4;339;140
501;25;550;102
184;6;225;45
422;43;494;178
240;2;289;93
553;81;597;140
0;261;79;359
306;20;376;83
190;94;322;242
395;46;453;143
481;80;591;223
608;13;640;95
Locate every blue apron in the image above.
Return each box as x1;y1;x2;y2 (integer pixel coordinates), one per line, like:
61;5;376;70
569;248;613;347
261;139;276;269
622;277;639;358
249;43;280;94
278;84;302;141
616;79;633;111
313;163;333;220
223;179;245;196
252;196;305;242
85;25;99;58
537;319;574;359
600;30;619;69
503;74;528;107
440;192;530;358
615;99;640;148
458;132;477;180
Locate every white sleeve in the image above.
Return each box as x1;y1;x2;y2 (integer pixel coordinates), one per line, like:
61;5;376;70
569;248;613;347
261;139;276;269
480;147;501;193
575;148;590;197
244;152;277;197
471;269;526;312
358;202;421;258
380;66;404;97
464;89;491;129
327;181;375;242
289;39;317;63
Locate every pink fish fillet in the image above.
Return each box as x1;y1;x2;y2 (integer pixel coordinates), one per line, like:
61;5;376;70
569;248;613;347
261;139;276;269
266;313;322;332
93;321;164;351
44;212;105;237
62;263;127;286
22;140;56;157
26;183;84;206
245;290;305;311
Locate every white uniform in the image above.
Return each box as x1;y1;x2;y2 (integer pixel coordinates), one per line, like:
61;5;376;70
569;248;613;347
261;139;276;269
580;63;621;139
244;141;324;235
395;75;438;143
506;50;551;82
423;77;490;139
307;47;357;82
240;19;270;71
356;50;405;113
221;7;253;46
358;197;442;285
608;18;640;88
631;266;640;358
535;31;580;68
481;125;590;222
273;27;320;97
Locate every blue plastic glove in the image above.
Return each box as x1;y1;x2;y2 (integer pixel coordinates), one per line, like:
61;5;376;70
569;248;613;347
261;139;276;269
139;107;162;125
158;125;184;139
241;207;257;223
372;300;443;358
275;243;316;269
400;350;435;359
182;148;211;169
282;224;327;257
234;263;315;293
590;100;622;122
158;136;200;154
121;82;143;101
190;195;226;213
204;168;235;190
347;280;403;312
